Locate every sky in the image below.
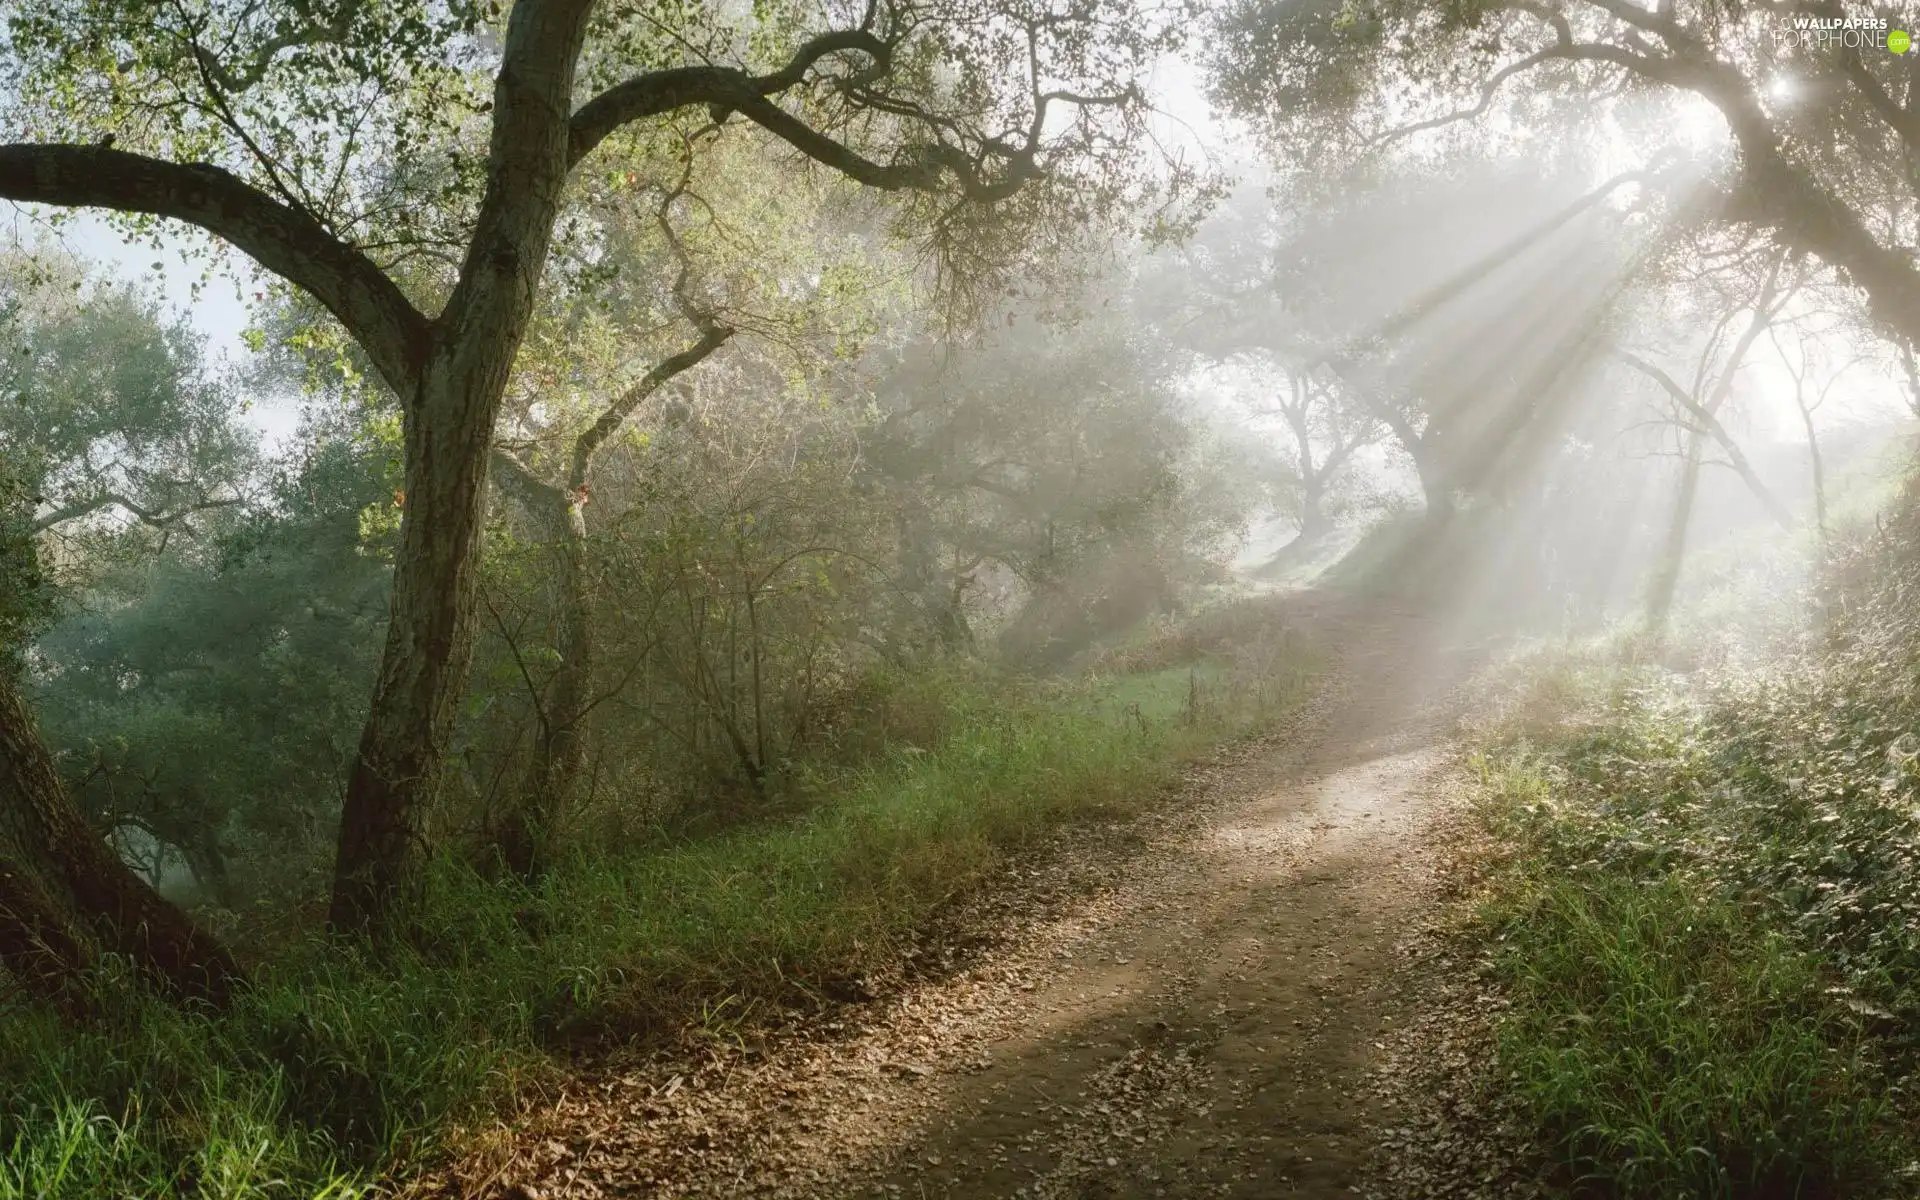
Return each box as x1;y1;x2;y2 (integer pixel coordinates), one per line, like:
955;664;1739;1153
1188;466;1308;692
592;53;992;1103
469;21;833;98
62;212;309;446
64;214;249;358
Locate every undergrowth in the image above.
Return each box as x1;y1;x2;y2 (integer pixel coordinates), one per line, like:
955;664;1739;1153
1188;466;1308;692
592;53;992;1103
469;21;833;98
1472;733;1910;1198
1461;483;1920;1198
0;611;1313;1198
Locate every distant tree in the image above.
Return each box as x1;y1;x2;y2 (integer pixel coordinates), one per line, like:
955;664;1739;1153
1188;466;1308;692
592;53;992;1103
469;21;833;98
35;409;392;910
863;292;1248;666
1275;169;1636;524
1769;298;1872;548
0;255;245;1006
1250;367;1380;556
1632;262;1793;628
1141;188;1384;556
0;250;254;551
1616;237;1799;595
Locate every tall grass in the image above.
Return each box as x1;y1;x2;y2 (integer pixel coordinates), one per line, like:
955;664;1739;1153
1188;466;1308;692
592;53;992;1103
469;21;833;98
0;623;1313;1198
1464;653;1920;1198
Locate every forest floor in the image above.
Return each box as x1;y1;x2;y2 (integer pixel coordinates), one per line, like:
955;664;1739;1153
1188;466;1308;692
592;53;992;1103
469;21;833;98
459;595;1508;1199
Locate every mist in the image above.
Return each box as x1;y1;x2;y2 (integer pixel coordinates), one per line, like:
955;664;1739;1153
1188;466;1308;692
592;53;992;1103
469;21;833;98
7;1;1920;1195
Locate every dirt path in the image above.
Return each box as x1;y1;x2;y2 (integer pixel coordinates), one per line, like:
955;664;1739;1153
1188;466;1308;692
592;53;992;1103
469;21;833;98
477;599;1489;1200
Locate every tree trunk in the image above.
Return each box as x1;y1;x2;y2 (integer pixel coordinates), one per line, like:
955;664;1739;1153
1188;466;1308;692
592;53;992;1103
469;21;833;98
1646;431;1704;634
1375;407;1453;528
1412;450;1454;529
330;359;510;933
495;486;592;882
936;569;975;650
1295;472;1334;543
896;501;969;652
180;829;238;910
327;0;594;934
0;667;238;1006
1257;499;1335;577
0;805;97;1011
1796;405;1827;545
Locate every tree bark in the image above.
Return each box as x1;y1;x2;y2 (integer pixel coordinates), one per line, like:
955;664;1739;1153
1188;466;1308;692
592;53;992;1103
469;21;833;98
330;358;515;931
0;826;96;1011
0;668;238;1006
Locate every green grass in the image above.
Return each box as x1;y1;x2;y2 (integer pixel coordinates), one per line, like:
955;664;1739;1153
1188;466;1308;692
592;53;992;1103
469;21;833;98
1481;862;1896;1198
1464;669;1920;1198
0;626;1314;1198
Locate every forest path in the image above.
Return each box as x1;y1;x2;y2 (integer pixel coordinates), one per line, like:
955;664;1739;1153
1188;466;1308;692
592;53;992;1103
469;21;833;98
483;597;1487;1200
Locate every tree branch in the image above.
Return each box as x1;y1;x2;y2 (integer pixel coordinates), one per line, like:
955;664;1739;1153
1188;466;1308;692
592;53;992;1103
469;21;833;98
488;447;564;509
1835;45;1920;157
1585;0;1677;35
1615;349;1796;529
188;2;367;95
0;145;430;396
31;492;241;534
1562;7;1920;345
568;30;892;167
1374;45;1567;144
565;328;732;491
566;151;734;489
570;26;1078;203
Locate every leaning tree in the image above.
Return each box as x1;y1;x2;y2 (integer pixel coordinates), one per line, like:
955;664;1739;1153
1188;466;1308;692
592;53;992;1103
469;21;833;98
0;0;1189;953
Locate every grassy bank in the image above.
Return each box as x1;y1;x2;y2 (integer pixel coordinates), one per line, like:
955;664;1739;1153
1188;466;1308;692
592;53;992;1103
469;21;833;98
1460;639;1920;1198
0;608;1313;1198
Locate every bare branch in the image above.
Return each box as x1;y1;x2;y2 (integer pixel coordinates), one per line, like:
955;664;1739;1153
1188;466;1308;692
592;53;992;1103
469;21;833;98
566;142;734;489
571;26;1099;203
1375;46;1566;145
568;31;892;167
31;491;241;534
1614;349;1796;529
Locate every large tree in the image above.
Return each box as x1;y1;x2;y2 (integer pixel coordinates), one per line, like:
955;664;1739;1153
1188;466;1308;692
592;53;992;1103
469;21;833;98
0;0;1183;937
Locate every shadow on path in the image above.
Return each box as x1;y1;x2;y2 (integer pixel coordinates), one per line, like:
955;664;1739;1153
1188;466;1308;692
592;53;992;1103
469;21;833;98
472;595;1497;1200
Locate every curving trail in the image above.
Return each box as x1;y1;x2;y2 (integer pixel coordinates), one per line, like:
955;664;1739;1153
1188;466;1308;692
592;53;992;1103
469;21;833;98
473;598;1490;1200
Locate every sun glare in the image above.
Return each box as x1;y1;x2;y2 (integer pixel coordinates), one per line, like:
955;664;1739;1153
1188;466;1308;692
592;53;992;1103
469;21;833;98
1672;91;1731;152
